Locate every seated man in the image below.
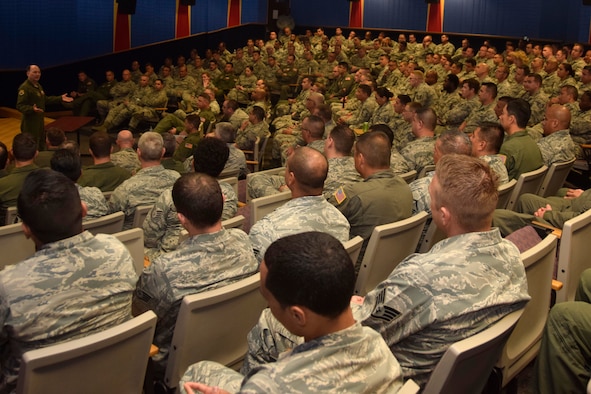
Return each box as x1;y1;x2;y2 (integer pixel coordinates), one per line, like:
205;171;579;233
109;132;180;229
0;169;137;392
161;133;186;174
111;130;141;174
399;107;437;174
133;172;257;376
211;122;247;178
143;137;238;260
34;127;66;168
536;104;576;166
493;188;591;236
243;155;530;388
0;133;39;216
470;121;510;185
50;148;109;221
249;147;350;262
535;268;591;393
235;105;270;151
78;131;131;192
180;232;403;394
329;131;413;270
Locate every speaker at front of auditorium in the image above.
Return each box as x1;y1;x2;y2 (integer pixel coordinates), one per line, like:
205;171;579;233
117;0;136;14
180;0;196;5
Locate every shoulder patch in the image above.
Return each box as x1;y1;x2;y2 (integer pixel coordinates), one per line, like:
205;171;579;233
184;142;193;150
333;186;347;205
18;90;24;96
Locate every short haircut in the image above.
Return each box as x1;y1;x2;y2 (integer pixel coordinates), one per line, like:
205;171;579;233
398;94;412;106
337;61;350;71
304;115;325;139
263;231;355;318
368;124;394;148
50;148;82;181
314;104;332;122
562;84;579;101
506;98;531;128
477;122;505;154
193;137;229;177
481;82;498;99
437;129;472;156
432;154;498;232
162;133;177;158
446;74;460;89
463;78;480;93
89;132;112;158
357;84;372;97
225;99;239;111
562;63;574;77
250;105;265;121
527;73;543;85
214;122;236;143
172;173;222;228
138;132;164;161
18;169;83;245
465;58;476;67
12;133;38;161
185;114;201;130
329;125;356;155
197;93;211;103
287;147;327;192
415;107;437;130
355;131;390;168
0;141;7;170
45;127;66;147
59;140;80;156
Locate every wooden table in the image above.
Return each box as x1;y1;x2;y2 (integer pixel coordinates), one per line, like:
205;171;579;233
44;116;95;145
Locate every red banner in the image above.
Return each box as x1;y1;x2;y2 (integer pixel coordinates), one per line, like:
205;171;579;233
176;1;190;38
426;0;444;33
228;0;241;27
114;3;131;52
349;0;363;28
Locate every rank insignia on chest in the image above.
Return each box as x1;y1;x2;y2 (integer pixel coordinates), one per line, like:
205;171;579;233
333;186;347;204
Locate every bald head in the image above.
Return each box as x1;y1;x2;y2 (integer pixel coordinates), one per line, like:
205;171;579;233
286;147;328;196
116;130;135;148
543;104;571;136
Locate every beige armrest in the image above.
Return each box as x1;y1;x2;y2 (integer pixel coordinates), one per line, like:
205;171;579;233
532;221;562;238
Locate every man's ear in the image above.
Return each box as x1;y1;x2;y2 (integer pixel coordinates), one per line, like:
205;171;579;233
289;306;307;328
81;201;88;219
21;222;32;239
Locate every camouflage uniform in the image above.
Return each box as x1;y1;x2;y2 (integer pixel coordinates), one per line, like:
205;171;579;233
225;145;248;178
78;162;131;192
462;102;498;134
323;156;363;199
440;96;480;128
499;130;544;180
77;184;110;221
369;102;396;126
142;182;237;260
400;136;436;173
111;147;141;174
0;231;137;391
228;108;250;131
249;195;350;262
180;322;403;394
235;121;270;151
480;154;509;185
344;98;378;129
409;172;434;215
434;90;461;123
128;88;168;129
496;79;514;98
493;190;591;236
103;84;154;129
247;174;286;200
228;74;258;104
133;228;258;374
537;129;576;166
522;90;550;126
390;150;411;175
570;108;591;158
96;80;137;119
109;165;180;229
409;82;436;109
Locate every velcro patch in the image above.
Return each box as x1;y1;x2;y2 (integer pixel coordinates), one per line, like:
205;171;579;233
333;186;347;204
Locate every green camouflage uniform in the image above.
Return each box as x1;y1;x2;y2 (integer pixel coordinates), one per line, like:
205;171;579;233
0;231;137;392
142;182;237;260
440;96;480;128
111;147;141;174
97;80;137;119
537;129;576;166
462;102;499;134
390;150;412;175
522;90;550;126
109;165;180;229
236;121;270;151
225;145;248;179
180;322;402;393
323;156;363;199
409;172;434;215
249;195;350;262
480;154;509;185
369;102;396;126
133;228;258;375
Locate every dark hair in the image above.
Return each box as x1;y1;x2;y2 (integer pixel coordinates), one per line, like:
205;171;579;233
463;78;480;93
329;125;356;154
50;148;82;181
162;133;177;158
172;173;222;228
12;133;37;161
18;169;82;244
193;137;229;177
397;94;412;106
304;115;325;139
45;127;66;147
368;124;394;148
481;82;498;99
250;105;265;122
355;131;390;168
375;87;394;100
357;84;372;97
185;114;201;130
263;232;355;318
477;122;505;154
287;147;327;192
506;98;531;128
89;132;112;158
0;141;7;170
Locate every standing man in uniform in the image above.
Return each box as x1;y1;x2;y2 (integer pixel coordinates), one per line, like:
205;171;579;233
16;64;73;150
